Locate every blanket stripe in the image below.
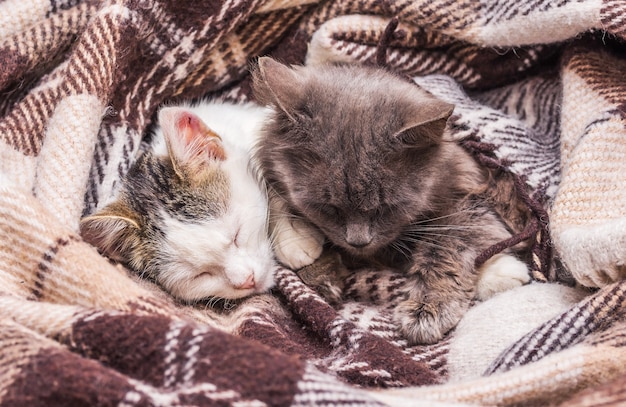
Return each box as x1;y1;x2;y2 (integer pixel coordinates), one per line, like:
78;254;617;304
2;0;626;405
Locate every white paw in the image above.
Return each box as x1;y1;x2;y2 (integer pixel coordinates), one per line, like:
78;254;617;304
273;218;325;270
476;253;530;301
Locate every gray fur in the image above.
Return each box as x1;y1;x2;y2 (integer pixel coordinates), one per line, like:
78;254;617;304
253;58;518;344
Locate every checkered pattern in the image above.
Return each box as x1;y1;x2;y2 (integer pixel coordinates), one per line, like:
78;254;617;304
2;0;626;405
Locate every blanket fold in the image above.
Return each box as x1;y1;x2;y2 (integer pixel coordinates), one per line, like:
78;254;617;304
2;0;626;405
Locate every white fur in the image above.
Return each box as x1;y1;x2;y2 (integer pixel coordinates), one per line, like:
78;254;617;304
176;102;328;271
475;253;531;301
153;101;276;301
269;194;325;270
152;102;271;157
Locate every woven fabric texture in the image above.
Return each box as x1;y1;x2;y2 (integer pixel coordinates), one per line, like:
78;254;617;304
2;0;626;405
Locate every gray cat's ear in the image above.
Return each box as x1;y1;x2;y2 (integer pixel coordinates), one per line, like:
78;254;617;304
79;200;140;263
252;57;306;119
158;107;226;177
397;100;455;146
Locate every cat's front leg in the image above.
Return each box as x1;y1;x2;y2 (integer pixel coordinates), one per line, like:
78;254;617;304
393;251;477;345
395;254;530;343
394;292;471;345
296;250;350;305
269;194;325;269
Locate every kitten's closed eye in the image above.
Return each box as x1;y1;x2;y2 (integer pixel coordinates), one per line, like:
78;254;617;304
232;227;241;248
318;204;342;219
81;101;277;302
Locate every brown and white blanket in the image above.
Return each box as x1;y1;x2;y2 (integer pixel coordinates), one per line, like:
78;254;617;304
2;0;626;405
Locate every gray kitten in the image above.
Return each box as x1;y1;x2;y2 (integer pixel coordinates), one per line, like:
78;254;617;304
252;57;528;344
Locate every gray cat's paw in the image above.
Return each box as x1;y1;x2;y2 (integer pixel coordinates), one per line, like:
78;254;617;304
394;299;464;345
273;219;325;270
297;251;350;305
476;253;530;301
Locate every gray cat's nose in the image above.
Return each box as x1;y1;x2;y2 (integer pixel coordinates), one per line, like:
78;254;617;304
345;223;373;248
349;240;371;249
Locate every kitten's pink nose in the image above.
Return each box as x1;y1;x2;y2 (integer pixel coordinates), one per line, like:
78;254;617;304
236;274;255;289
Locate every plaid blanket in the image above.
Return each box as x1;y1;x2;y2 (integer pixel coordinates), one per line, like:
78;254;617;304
2;0;626;405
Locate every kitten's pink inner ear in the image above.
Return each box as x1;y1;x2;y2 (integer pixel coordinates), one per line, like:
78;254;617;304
175;112;226;161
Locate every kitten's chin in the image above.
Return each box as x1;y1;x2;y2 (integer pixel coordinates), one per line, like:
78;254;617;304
168;277;263;302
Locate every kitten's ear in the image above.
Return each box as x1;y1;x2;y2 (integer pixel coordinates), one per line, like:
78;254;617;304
79;200;140;263
252;57;306;118
159;107;226;176
398;99;455;146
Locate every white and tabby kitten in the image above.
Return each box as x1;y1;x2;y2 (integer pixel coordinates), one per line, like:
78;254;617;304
80;101;276;302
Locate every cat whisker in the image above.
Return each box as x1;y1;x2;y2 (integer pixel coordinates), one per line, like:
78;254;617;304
268;211;308;222
405;231;463;239
399;235;456;254
405;226;485;236
207;296;224;309
408;210;476;226
390;240;413;260
201;299;213;312
268;230;323;247
407;223;486;230
223;299;237;310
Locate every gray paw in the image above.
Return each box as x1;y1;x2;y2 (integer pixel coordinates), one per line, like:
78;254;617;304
296;251;349;305
394;299;465;345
